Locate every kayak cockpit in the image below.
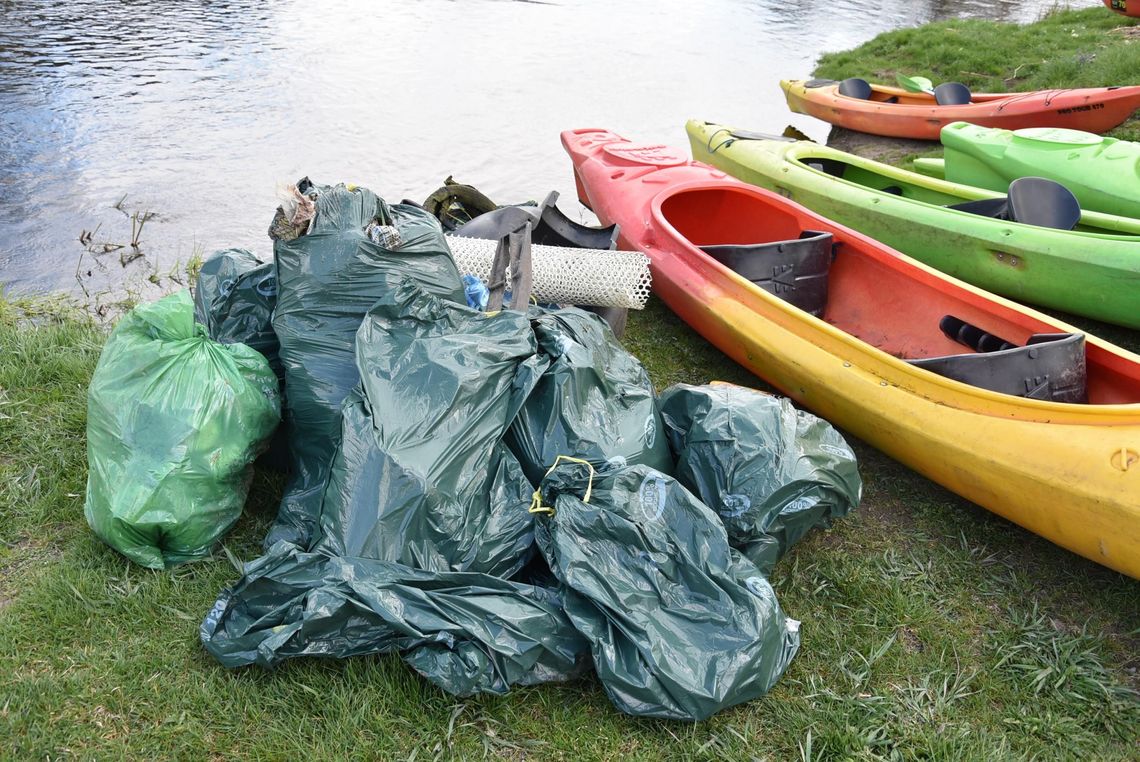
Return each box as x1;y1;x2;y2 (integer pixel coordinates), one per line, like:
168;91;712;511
656;185;1140;405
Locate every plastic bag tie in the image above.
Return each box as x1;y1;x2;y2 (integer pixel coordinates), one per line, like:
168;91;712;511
529;455;595;516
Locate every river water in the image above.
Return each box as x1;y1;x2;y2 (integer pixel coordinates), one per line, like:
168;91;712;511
0;0;1098;297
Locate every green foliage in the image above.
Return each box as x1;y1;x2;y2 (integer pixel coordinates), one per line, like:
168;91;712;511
1;295;1137;759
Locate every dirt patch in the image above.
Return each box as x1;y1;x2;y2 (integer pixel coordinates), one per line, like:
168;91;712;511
898;626;925;654
825;126;937;165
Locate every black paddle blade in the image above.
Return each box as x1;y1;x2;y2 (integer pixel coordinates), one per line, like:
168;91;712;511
933;82;971;105
1008;177;1081;231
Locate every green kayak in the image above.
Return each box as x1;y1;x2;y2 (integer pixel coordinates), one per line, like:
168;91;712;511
686;119;1140;328
913;122;1140;219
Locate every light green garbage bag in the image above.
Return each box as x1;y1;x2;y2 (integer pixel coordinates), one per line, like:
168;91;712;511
84;291;281;568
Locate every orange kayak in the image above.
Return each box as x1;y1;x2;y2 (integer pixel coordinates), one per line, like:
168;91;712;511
562;127;1140;578
781;79;1140;140
1104;0;1140;17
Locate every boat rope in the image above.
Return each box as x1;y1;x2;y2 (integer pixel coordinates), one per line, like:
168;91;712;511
706;128;736;154
995;88;1068;112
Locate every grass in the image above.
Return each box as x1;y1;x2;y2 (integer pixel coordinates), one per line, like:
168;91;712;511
1;296;1138;760
813;7;1140;141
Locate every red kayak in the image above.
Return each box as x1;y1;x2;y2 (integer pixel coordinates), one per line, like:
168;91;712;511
781;79;1140;139
1104;0;1140;18
561;127;1140;577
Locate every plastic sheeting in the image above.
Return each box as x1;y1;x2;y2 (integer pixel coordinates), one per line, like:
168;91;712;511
200;542;589;695
85;291;280;568
659;383;862;574
311;278;546;577
534;461;801;721
192;248;280;379
266;181;465;549
506;308;672;486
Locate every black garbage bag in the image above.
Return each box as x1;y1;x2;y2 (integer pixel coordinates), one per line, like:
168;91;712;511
200;542;589;695
192;248;281;380
266;181;466;548
311;278;546;577
659;383;862;575
534;461;801;721
506;308;673;486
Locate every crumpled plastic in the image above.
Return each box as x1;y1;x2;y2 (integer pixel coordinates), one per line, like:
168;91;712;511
534;461;802;721
85;291;280;568
659;383;862;574
506;308;673;486
311;277;546;578
266;180;466;549
200;541;589;695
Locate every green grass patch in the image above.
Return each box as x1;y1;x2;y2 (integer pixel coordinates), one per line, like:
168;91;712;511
1;295;1137;759
813;7;1140;141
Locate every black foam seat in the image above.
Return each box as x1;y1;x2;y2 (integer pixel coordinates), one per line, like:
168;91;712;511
701;231;834;316
908;316;1087;403
946;196;1010;220
1008;177;1081;231
933;82;972;105
946;177;1081;231
838;77;873;100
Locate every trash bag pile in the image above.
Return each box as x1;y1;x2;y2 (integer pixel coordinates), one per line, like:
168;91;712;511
84;178;862;721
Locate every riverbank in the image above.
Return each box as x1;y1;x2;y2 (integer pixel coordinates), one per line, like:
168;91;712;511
3;9;1140;761
816;5;1140;167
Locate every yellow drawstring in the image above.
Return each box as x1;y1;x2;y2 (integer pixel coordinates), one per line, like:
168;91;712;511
528;455;595;516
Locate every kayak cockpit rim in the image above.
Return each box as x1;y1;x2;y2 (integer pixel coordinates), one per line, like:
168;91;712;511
646;179;1140;415
783;144;1140;239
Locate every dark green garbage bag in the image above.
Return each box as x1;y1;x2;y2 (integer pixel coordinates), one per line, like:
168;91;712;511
534;461;801;721
267;181;466;549
505;308;673;486
85;291;281;569
193;248;289;471
192;248;281;380
200;541;589;695
311;278;546;577
659;383;862;575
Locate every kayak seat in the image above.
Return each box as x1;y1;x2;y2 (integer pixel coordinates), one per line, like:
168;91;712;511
532;193;620;249
882;96;899;104
1008;177;1081;231
450;190;621;248
945;178;1080;230
701;230;833;317
838;77;873;100
933;82;972;105
946;196;1010;220
806;159;847;178
908;316;1087;403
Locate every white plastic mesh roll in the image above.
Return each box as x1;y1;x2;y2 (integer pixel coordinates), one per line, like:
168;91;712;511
445;235;652;309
